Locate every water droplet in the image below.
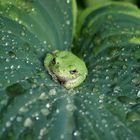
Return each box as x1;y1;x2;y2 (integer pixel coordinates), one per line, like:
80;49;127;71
7;30;12;34
47;44;52;48
5;42;9;46
101;119;107;124
41;108;50;116
113;86;121;93
10;65;14;70
5;66;8;70
21;31;26;36
56;109;60;114
31;8;35;12
137;91;140;97
5;58;10;62
24;117;33;127
6;121;11;127
48;89;56;96
16;116;23;122
105;76;109;80
29;24;33;27
73;130;80;136
66;104;76;112
18;20;22;24
60;134;65;139
64;41;67;45
0;99;7;105
46;103;51;108
39;92;48;100
2;37;5;41
132;77;140;85
40;127;48;136
43;40;47;44
66;20;70;25
17;65;21;69
66;0;70;4
19;107;28;113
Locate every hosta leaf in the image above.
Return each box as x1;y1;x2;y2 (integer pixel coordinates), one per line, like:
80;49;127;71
0;1;140;140
0;0;75;139
0;0;73;51
72;2;140;140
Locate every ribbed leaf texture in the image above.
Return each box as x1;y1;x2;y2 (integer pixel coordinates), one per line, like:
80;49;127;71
0;0;140;140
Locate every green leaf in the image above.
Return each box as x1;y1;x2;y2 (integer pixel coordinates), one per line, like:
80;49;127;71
0;0;74;139
0;0;73;51
0;1;140;140
72;2;140;139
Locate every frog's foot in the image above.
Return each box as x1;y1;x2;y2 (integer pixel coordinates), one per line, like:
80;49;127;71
61;78;80;89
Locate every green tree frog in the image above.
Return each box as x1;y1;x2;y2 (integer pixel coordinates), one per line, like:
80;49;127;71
44;51;88;89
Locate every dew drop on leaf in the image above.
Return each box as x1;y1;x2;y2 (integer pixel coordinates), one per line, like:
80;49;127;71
73;130;80;137
24;117;33;128
66;0;70;4
46;103;51;108
56;109;60;114
16;116;23;122
60;134;65;139
41;108;50;116
39;127;48;137
132;77;140;85
39;92;48;100
66;104;76;112
19;106;29;114
0;99;7;105
66;20;70;25
6;121;11;128
5;58;10;62
43;40;47;44
48;89;56;96
137;91;140;97
64;41;68;45
113;86;121;93
21;31;26;36
10;65;14;70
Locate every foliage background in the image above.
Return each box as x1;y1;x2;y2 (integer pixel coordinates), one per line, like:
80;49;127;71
0;0;140;140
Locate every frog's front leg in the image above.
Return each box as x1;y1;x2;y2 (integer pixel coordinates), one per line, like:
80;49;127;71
44;53;58;82
44;53;53;68
63;75;85;89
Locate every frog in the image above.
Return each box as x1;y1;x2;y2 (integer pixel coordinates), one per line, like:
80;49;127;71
44;50;88;89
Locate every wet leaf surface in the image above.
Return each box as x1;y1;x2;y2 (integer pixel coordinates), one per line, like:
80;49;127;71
0;1;140;140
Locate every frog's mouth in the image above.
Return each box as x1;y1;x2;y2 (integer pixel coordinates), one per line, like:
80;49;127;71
49;69;77;84
55;72;76;83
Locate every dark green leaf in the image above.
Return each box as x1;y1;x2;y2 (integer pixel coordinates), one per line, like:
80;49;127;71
0;0;74;139
0;1;140;140
72;2;140;140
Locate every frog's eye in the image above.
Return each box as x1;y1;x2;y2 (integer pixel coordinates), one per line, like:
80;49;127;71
70;69;77;74
51;58;56;64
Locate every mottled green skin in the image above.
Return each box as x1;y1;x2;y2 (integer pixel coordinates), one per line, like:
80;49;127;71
44;51;88;89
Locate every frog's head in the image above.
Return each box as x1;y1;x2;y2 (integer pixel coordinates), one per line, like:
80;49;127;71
49;51;87;83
